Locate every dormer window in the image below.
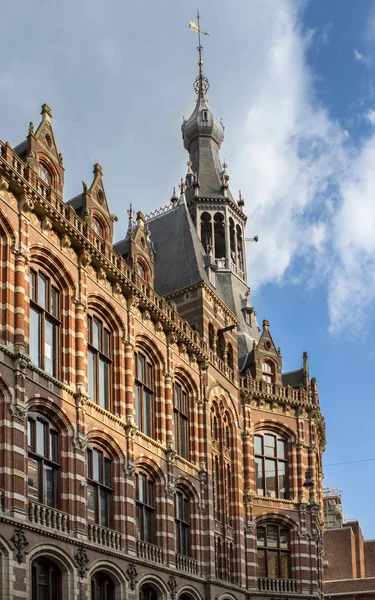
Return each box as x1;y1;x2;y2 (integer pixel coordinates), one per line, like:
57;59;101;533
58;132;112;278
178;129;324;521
39;163;52;186
262;360;274;384
92;217;104;237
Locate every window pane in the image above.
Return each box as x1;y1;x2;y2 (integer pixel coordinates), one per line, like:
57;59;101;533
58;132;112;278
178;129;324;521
280;529;288;548
28;420;34;448
30;307;40;367
137;473;145;502
103;329;110;356
50;288;59;317
264;435;276;456
137;355;144;382
100;488;110;527
104;459;111;487
257;550;266;578
147;480;154;506
144;391;152;437
44;464;55;507
267;526;278;548
182;524;189;555
30;271;36;300
180;416;187;458
174;385;179;409
175;520;181;553
36;420;46;456
254;435;262;455
44;318;55;375
265;459;276;497
50;431;58;462
93;318;100;349
38;274;46;309
278;462;286;498
277;439;286;459
136;505;142;539
255;457;264;495
88;350;95;401
99;358;109;410
257;527;265;546
135;384;141;429
144;508;153;543
93;450;100;482
267;551;278;578
27;458;39;501
280;552;290;578
87;484;96;521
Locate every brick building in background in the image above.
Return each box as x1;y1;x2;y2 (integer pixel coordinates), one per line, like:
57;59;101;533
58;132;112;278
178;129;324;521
323;489;375;600
0;55;326;600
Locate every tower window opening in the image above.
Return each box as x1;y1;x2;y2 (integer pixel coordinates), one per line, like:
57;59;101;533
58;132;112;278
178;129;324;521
201;212;212;253
214;213;226;260
236;225;244;273
229;218;236;264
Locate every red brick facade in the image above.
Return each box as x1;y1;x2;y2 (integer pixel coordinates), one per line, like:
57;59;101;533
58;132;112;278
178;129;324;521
0;104;325;600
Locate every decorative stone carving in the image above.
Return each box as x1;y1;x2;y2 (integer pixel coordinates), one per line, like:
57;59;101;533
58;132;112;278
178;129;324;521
142;310;151;323
41;216;53;233
97;267;107;282
8;403;27;420
20;195;34;214
126;562;138;591
124;461;136;478
165;482;175;497
79;251;92;269
11;525;29;563
244;487;255;504
168;575;178;600
74;544;89;579
165;442;176;463
245;517;256;533
72;434;88;452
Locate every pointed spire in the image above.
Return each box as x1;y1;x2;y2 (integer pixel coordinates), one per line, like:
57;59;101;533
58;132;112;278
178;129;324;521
94;163;103;177
28;122;34;136
179;177;186;204
189;10;210;98
127;203;134;231
170;187;178;206
303;351;309;389
238;190;245;209
41;103;52;121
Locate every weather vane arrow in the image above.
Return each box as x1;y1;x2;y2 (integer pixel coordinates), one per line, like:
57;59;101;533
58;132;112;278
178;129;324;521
188;10;210;97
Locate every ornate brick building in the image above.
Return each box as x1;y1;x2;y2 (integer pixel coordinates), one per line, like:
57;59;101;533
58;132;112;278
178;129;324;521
0;58;325;600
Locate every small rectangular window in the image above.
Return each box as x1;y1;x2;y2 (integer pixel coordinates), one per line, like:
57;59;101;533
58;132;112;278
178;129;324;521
36;420;46;457
50;287;59;317
93;450;100;482
38;274;47;310
92;318;100;349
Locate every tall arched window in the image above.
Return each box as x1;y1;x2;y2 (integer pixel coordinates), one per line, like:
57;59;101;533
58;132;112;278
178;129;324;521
255;432;287;498
91;572;115;600
200;212;212;253
29;269;60;377
214;212;226;260
139;584;158;600
88;315;112;410
227;343;234;370
174;489;190;556
135;352;154;438
236;224;244;273
136;472;155;543
87;445;113;528
28;414;59;508
136;260;148;282
174;382;189;459
217;330;225;359
257;524;290;579
208;323;215;351
229;218;236;264
32;557;61;600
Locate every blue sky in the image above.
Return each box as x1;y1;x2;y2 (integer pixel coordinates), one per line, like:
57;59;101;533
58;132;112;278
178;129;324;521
1;0;375;536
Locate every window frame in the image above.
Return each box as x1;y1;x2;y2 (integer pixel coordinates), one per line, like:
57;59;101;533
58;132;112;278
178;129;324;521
135;472;155;543
27;415;60;508
257;523;291;580
262;359;275;385
255;432;288;499
87;315;112;411
173;382;189;459
32;557;61;600
86;446;113;528
134;351;154;438
29;269;61;377
174;489;191;556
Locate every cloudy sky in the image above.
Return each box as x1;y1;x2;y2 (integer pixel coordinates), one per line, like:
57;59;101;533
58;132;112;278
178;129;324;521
2;0;375;535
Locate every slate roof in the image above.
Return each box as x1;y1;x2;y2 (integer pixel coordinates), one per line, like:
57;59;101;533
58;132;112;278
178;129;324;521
146;199;211;297
282;369;304;388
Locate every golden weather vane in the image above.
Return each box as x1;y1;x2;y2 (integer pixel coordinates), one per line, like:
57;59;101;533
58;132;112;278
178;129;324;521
188;10;210;96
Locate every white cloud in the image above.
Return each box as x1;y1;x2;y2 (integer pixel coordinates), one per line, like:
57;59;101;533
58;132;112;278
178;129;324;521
354;49;370;65
231;0;375;335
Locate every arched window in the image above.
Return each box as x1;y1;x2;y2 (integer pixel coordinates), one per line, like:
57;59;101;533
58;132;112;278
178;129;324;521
135;352;154;438
255;433;287;498
136;472;155;543
227;343;234;370
208;323;215;351
174;489;190;556
87;315;112;410
91;572;115;600
137;260;148;281
139;584;158;600
174;382;189;459
200;212;212;253
229;218;236;264
236;224;244;273
262;360;275;384
28;414;59;508
92;217;104;237
257;524;290;579
216;330;225;359
32;557;61;600
214;212;226;260
87;445;113;528
39;163;52;186
29;269;60;377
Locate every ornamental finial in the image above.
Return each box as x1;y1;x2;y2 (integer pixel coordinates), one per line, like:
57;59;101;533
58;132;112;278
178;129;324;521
189;10;210;97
